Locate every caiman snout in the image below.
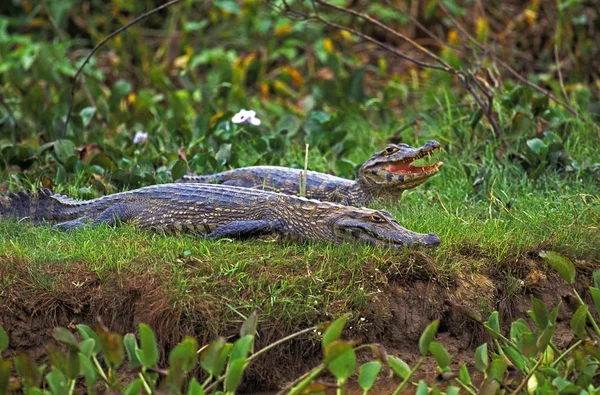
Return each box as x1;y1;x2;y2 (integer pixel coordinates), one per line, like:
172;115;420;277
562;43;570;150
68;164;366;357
422;140;441;151
421;232;441;246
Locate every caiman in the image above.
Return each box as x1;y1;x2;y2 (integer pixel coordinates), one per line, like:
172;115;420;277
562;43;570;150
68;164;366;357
177;140;443;206
0;184;441;247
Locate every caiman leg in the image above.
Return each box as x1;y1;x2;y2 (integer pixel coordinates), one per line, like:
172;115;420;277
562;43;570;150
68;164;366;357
206;220;279;239
52;203;136;231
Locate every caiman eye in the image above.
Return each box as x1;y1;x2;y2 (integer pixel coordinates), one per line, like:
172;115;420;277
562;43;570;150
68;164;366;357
370;213;386;223
384;146;398;154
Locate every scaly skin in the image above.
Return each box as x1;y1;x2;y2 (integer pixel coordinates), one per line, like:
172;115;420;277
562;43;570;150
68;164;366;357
0;184;441;247
177;140;443;206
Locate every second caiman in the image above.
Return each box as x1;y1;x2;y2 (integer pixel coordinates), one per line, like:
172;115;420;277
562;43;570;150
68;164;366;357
177;140;443;206
0;183;441;247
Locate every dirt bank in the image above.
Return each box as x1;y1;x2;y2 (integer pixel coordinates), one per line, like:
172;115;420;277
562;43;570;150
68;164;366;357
0;252;591;392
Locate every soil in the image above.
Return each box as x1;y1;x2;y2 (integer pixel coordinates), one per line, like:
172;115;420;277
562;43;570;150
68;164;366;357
0;252;594;393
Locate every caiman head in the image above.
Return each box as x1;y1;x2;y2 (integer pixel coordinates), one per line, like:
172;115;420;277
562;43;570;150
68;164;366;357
358;140;443;199
331;208;441;247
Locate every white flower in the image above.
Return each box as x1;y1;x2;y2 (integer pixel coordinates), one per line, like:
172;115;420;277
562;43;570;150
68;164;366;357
232;109;261;125
133;131;148;144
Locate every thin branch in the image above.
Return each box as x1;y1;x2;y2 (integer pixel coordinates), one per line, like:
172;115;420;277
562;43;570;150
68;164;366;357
437;0;583;121
554;44;570;106
313;0;453;71
63;0;185;137
302;3;451;72
382;0;463;52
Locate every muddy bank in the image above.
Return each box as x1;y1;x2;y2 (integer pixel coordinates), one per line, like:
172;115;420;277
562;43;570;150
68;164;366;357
0;252;591;392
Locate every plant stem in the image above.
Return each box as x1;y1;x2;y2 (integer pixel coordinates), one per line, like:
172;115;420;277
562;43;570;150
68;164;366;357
92;355;109;383
392;356;424;395
247;326;316;363
550;339;583;368
139;372;152;394
288;364;327;395
512;356;544;394
455;378;477;395
572;288;600;337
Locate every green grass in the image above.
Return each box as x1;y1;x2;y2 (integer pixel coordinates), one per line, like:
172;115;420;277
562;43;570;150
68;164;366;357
2;120;598;331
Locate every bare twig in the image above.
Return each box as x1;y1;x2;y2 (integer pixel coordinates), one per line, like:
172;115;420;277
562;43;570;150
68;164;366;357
63;0;185;137
280;0;508;147
437;0;583;121
554;44;570;106
314;0;453;71
382;0;463;52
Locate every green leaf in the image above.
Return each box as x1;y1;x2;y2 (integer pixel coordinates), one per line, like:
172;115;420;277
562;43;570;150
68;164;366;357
458;364;472;386
415;380;428;395
200;337;226;376
46;369;68;394
323;340;354;365
76;324;102;354
213;343;233;379
510;112;533;135
474;343;488;372
53;139;76;164
548;303;561;325
530;296;550;329
388;356;411;379
358;361;382;392
240;311;258;338
520;333;538;358
124;333;142;369
225;358;245;393
419;320;439;356
429;341;451;369
187;378;206;395
526;138;548;157
14;353;41;388
230;335;253;363
570;305;588;338
590;287;600;319
0;326;8;352
531;94;549;116
469;108;484;129
322;314;350;348
536;324;555;354
122;378;144;395
539;251;576;285
446;386;460;395
79;106;96;127
96;321;124;368
0;359;12;395
486;356;507;382
171;159;188;181
593;270;600;289
79;353;97;389
52;327;79;349
486;311;500;338
66;349;80;380
169;337;198;373
328;347;356;382
139;323;159;367
78;338;95;358
505;346;527;372
213;0;241;14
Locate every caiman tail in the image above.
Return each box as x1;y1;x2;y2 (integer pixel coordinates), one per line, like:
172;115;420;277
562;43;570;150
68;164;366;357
0;189;102;224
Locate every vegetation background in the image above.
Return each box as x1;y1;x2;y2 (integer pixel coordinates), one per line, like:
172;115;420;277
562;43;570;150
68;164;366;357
0;0;599;393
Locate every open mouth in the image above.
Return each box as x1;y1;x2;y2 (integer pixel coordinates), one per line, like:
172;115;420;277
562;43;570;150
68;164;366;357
386;147;443;176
